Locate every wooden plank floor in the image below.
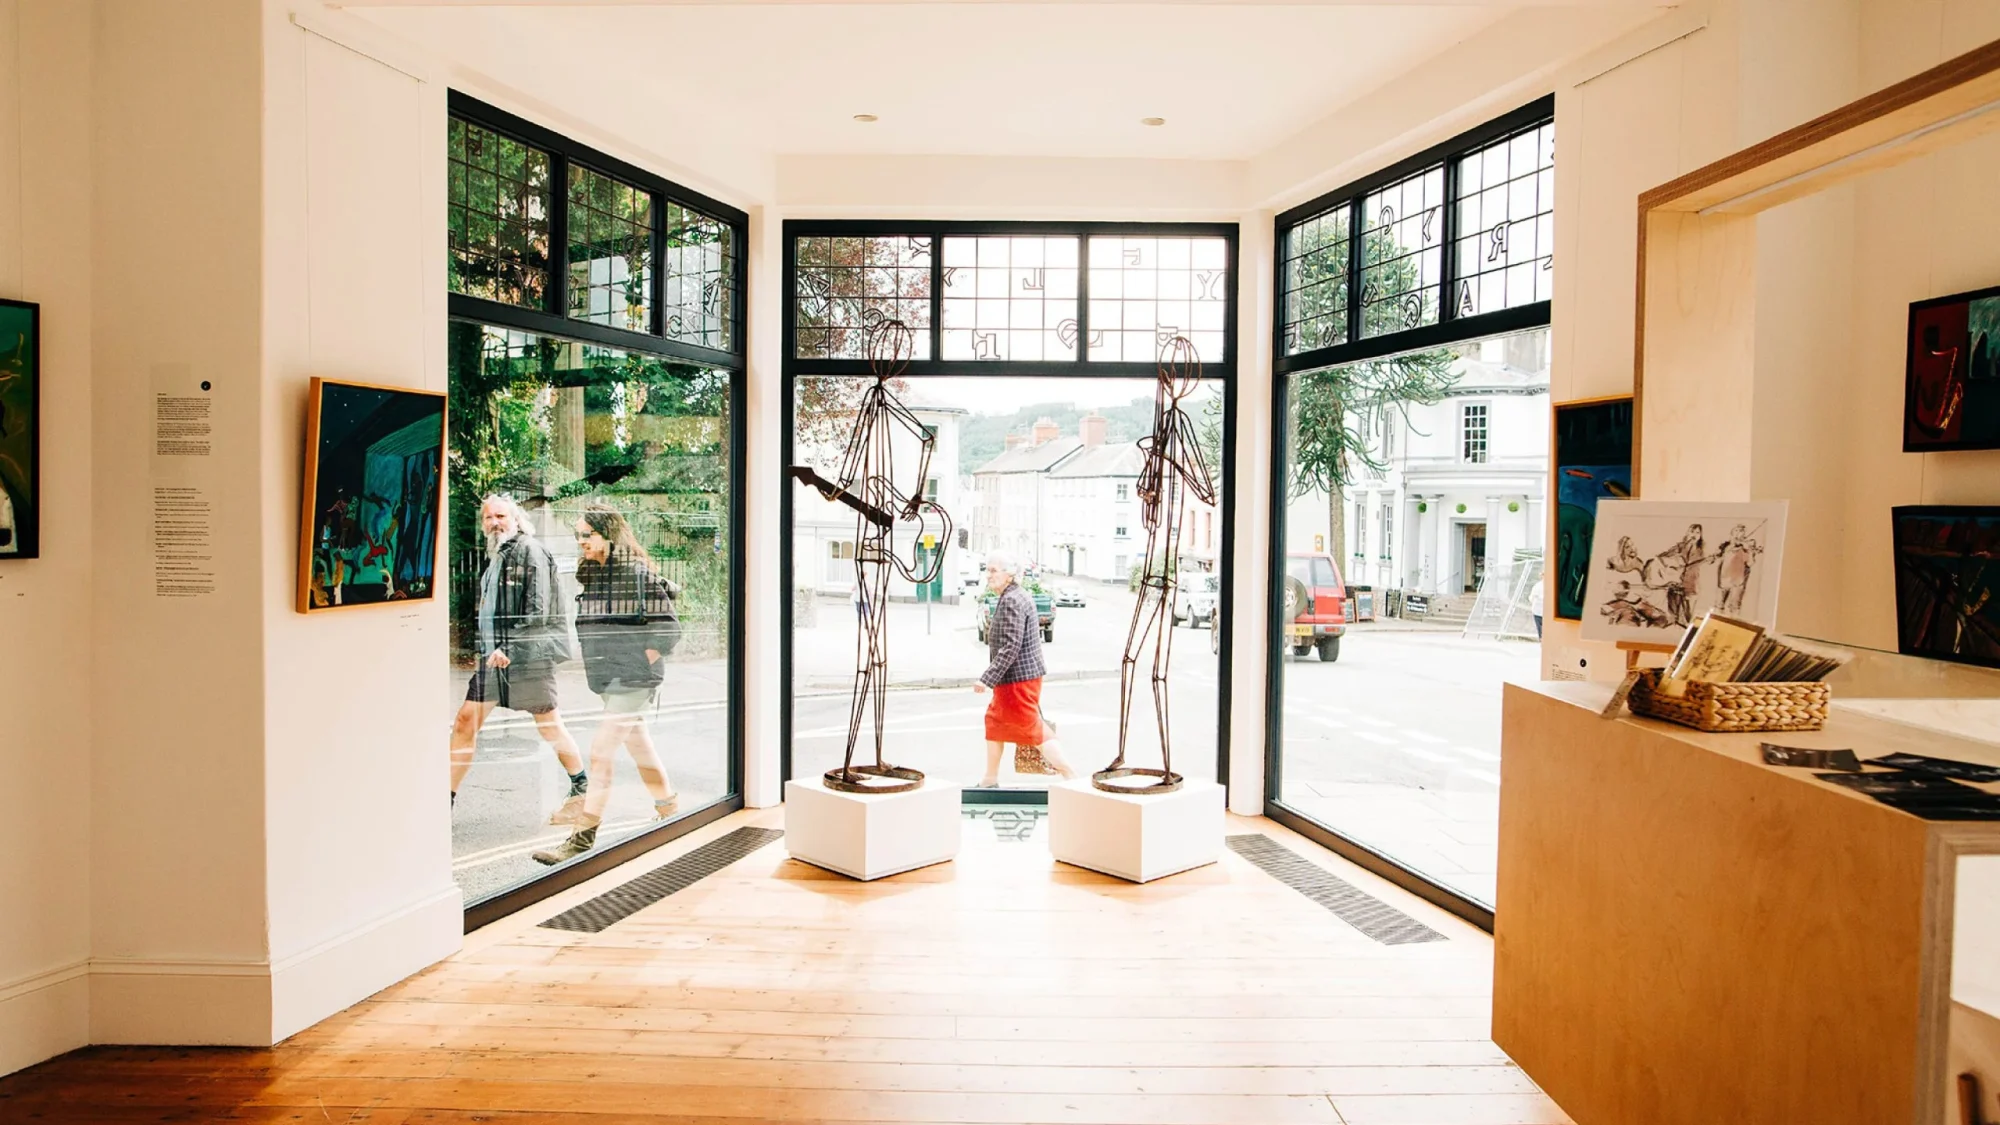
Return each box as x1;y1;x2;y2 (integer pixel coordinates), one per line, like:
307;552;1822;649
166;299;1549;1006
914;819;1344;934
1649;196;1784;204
0;809;1570;1125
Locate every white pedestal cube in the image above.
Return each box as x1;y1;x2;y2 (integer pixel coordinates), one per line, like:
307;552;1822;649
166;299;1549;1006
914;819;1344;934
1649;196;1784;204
784;777;963;881
1047;777;1225;883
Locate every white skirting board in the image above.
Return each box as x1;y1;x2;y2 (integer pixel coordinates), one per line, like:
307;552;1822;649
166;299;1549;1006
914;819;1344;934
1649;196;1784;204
1048;777;1225;883
785;777;963;881
0;962;89;1077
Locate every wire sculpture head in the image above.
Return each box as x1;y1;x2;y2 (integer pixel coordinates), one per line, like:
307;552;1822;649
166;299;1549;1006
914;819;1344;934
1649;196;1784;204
867;318;916;381
1157;335;1203;403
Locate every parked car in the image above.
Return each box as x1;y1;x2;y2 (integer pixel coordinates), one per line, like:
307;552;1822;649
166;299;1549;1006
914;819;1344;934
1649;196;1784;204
1053;584;1087;608
1172;572;1220;628
976;585;1057;644
1284;552;1346;662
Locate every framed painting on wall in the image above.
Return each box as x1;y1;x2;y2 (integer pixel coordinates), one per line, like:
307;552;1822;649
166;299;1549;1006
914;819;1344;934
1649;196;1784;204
1551;396;1632;620
1904;282;2000;451
1891;506;2000;670
1578;500;1788;646
0;298;38;559
298;377;447;613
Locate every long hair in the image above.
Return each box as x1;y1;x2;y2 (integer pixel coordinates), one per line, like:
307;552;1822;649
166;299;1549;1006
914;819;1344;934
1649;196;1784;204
577;501;657;577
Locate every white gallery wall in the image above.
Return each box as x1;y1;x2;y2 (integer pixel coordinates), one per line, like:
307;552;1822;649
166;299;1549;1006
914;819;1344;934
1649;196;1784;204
0;0;94;1077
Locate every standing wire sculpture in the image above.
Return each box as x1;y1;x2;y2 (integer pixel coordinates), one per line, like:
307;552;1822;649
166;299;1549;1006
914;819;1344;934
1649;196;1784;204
1096;336;1217;795
788;319;952;794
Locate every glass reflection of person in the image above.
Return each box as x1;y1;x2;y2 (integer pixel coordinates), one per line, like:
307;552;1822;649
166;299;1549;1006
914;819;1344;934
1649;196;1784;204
533;502;682;866
450;495;588;820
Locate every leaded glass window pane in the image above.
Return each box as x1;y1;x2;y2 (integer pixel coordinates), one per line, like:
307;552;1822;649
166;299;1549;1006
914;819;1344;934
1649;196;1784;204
940;236;1079;361
1452;121;1555;318
567;164;653;333
1359;167;1444;338
1281;205;1350;355
793;236;933;360
448;117;551;308
663;202;736;351
1086;236;1228;364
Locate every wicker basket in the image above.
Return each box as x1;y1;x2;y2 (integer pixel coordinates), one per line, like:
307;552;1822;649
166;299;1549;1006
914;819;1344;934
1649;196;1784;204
1627;670;1829;732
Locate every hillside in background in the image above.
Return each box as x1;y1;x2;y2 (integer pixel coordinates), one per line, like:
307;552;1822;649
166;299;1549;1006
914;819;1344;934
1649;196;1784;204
958;398;1154;475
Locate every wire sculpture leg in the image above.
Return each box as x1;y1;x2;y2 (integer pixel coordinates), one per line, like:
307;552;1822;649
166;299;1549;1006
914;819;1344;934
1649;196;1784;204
1097;509;1184;795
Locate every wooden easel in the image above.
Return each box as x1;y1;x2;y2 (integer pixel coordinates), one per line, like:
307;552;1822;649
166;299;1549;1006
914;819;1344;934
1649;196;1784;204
1618;641;1679;671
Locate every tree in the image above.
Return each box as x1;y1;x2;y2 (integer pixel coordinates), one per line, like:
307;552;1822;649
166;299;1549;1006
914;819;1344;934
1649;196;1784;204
1284;213;1459;573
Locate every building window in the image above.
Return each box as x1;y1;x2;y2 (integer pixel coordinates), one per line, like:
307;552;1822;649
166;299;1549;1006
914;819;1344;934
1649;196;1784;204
1380;504;1393;559
1354;499;1367;557
1276;96;1553;371
567;164;653;333
1115;525;1129;539
1462;403;1489;463
448;117;551;308
1116;482;1129;501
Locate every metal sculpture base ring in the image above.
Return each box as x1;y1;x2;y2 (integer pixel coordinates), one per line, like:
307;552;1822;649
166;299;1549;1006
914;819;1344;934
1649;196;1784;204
824;764;925;795
1091;767;1184;795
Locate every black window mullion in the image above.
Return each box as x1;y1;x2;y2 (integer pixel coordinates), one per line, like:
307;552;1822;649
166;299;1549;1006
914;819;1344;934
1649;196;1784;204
1076;234;1091;362
928;230;943;363
1344;199;1362;348
549;151;569;321
1440;156;1460;324
650;189;667;339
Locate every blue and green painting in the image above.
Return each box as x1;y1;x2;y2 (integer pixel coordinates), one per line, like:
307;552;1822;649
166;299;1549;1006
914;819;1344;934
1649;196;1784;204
0;301;36;559
1553;397;1632;620
306;381;444;609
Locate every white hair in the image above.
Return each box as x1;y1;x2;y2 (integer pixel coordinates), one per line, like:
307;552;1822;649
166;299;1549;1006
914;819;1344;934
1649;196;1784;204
481;493;535;555
986;549;1017;577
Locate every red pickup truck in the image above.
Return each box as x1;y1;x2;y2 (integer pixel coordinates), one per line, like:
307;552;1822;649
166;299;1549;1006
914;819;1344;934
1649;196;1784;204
1283;552;1346;662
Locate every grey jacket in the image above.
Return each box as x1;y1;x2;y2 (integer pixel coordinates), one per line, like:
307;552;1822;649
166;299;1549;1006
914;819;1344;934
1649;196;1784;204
481;533;571;667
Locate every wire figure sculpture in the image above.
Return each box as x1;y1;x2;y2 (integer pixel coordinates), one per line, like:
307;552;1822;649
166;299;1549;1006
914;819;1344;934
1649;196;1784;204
1096;336;1218;795
788;319;952;794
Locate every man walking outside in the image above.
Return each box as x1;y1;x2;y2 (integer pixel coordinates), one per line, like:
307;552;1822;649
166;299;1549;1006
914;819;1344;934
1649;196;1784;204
450;494;590;822
973;551;1078;787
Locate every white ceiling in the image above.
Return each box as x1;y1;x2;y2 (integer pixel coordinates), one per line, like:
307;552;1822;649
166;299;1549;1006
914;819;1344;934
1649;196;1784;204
350;3;1585;163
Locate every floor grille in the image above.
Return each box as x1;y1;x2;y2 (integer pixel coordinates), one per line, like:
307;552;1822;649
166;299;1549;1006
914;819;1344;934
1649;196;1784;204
538;827;784;934
962;805;1047;842
1226;834;1445;945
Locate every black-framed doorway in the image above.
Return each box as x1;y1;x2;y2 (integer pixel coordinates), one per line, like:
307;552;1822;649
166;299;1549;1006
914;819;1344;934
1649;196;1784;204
779;220;1241;805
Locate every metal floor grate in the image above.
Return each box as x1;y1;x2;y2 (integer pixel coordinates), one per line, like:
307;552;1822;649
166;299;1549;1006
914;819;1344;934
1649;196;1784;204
539;826;784;934
962;805;1047;842
1226;834;1445;945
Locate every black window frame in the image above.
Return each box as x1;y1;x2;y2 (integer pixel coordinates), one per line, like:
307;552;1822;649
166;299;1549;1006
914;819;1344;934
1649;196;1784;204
1272;95;1554;376
1264;98;1555;936
448;93;749;932
780;219;1240;805
448;92;747;371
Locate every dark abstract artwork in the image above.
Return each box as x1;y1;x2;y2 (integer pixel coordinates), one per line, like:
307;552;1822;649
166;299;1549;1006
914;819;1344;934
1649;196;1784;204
1904;283;2000;452
299;378;446;613
1552;396;1632;620
0;299;38;559
1892;506;2000;670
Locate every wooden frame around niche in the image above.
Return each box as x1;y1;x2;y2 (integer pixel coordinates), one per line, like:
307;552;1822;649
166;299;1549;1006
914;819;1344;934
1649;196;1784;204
1632;37;2000;482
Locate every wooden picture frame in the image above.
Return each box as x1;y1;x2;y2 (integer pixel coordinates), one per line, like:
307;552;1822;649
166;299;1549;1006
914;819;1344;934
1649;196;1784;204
0;297;39;560
298;376;448;613
1903;282;2000;452
1549;394;1634;621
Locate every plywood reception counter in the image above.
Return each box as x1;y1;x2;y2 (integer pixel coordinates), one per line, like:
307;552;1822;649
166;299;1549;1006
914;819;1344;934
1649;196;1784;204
1494;681;2000;1125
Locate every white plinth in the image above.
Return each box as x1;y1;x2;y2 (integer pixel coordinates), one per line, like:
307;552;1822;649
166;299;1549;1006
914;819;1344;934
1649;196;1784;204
1047;777;1224;883
784;777;963;881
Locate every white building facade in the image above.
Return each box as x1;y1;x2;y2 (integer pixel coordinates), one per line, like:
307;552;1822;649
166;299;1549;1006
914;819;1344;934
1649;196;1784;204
792;398;971;602
1286;329;1550;598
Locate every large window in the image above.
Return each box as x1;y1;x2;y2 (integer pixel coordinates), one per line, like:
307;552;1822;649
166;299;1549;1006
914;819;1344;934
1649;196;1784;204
446;95;745;925
783;222;1237;802
1269;101;1555;929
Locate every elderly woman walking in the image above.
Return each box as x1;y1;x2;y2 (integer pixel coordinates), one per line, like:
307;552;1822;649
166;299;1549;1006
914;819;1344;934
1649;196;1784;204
973;551;1078;787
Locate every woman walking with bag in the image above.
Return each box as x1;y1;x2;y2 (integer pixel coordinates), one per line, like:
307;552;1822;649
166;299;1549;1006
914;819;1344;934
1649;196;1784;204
534;502;684;865
972;550;1078;787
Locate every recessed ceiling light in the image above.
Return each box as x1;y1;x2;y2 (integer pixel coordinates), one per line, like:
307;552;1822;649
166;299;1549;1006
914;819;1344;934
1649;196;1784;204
1141;117;1166;127
853;113;879;123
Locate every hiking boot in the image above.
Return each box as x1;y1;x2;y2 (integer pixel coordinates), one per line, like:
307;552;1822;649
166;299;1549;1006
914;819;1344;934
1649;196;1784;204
531;821;598;866
548;793;589;826
653;794;680;820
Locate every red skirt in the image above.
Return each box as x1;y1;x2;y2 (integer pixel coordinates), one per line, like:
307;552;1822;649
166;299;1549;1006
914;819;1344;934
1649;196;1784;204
984;679;1046;744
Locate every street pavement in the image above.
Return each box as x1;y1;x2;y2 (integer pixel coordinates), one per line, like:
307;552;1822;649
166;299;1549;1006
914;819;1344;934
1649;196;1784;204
1274;625;1540;907
449;585;1535;912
